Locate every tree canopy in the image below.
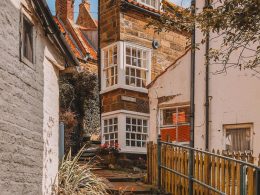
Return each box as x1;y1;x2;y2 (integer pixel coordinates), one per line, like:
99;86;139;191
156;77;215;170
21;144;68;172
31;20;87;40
150;0;260;73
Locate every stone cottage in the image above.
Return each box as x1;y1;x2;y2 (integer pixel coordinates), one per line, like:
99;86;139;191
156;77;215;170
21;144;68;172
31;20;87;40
0;0;79;194
100;0;188;154
147;0;260;160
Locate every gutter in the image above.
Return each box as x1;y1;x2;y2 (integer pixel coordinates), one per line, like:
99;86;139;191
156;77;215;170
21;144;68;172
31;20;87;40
120;1;161;18
188;0;196;194
98;0;102;138
204;0;211;151
31;0;80;67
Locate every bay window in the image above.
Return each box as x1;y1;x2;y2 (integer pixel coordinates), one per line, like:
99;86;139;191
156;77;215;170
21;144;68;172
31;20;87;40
101;42;151;92
126;117;148;148
103;117;118;145
103;44;118;87
125;45;148;88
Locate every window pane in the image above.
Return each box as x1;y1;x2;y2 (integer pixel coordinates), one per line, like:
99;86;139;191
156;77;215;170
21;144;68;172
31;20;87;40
132;48;137;57
226;127;251;152
125;117;148;148
126;47;131;56
103;117;118;146
23;17;34;63
126;56;131;65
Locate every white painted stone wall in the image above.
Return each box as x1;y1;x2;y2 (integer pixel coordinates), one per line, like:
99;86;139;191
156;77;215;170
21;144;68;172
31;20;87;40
148;0;260;159
148;51;191;142
0;0;64;194
194;0;260;157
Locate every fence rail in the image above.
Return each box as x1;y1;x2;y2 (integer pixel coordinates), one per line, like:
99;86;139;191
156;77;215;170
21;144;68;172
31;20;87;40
147;137;260;195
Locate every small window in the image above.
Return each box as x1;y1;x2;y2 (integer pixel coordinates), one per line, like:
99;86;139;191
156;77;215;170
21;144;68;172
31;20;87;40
126;117;148;148
138;0;161;10
225;124;252;152
161;106;190;126
103;117;118;146
21;14;34;64
103;45;118;87
125;45;149;88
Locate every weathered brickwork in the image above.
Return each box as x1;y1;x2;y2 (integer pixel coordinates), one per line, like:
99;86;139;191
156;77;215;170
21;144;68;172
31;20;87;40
100;0;188;115
100;0;121;48
120;10;188;80
102;89;149;114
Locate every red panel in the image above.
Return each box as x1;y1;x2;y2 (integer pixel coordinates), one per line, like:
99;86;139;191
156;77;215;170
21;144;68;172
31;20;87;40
160;125;190;142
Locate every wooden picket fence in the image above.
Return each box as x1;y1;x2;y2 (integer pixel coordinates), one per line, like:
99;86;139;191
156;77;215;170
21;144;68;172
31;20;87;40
147;142;260;195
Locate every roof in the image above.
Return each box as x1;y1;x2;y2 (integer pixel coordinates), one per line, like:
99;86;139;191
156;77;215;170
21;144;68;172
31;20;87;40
54;17;97;61
125;0;161;14
123;0;182;15
31;0;80;67
147;47;191;89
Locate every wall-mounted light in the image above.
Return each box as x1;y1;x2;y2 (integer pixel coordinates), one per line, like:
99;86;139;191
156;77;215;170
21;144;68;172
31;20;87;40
152;40;160;49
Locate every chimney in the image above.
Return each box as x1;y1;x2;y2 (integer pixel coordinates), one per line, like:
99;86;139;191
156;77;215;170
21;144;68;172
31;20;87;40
81;0;90;11
56;0;74;23
76;0;97;29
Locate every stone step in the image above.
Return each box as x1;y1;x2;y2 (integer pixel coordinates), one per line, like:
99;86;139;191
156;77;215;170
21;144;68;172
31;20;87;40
106;181;154;195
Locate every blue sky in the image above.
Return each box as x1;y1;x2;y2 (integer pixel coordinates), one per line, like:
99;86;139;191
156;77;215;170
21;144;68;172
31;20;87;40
47;0;98;19
47;0;190;20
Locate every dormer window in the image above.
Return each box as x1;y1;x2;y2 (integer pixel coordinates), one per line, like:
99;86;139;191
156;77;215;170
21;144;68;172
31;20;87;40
137;0;161;10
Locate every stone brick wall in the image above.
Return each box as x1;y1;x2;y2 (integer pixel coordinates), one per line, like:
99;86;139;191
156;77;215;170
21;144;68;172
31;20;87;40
100;1;188;114
56;0;74;22
0;1;64;194
102;89;149;114
120;9;188;79
100;0;121;48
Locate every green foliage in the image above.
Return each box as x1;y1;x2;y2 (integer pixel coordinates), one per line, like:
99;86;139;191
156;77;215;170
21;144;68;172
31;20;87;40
52;147;108;195
59;72;100;153
149;0;260;72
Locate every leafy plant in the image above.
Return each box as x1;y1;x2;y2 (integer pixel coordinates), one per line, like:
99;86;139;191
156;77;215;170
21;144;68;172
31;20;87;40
59;72;100;153
52;147;108;195
148;0;260;73
97;143;121;156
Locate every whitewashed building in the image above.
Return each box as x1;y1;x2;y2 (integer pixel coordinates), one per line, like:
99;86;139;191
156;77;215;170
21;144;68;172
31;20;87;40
148;1;260;159
0;0;79;194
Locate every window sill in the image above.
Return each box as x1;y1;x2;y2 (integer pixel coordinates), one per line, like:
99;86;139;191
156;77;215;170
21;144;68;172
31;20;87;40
100;84;148;94
20;56;35;70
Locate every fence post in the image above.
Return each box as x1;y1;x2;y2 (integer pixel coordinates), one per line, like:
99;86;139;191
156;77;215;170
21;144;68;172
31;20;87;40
240;165;247;195
157;134;162;189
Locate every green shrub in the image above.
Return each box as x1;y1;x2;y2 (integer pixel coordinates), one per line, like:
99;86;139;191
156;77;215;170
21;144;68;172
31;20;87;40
53;147;108;195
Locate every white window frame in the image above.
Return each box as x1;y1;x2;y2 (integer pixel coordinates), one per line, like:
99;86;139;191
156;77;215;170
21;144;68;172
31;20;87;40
102;117;119;146
101;43;120;88
20;9;36;69
124;43;150;89
101;41;152;94
137;0;161;10
159;105;190;144
125;116;148;148
223;123;253;153
101;111;149;154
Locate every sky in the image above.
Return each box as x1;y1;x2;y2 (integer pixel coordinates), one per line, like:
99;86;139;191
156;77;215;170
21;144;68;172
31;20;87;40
47;0;190;20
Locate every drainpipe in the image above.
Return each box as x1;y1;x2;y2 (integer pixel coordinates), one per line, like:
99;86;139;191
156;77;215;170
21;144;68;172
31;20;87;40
188;0;196;194
205;0;211;151
98;0;102;141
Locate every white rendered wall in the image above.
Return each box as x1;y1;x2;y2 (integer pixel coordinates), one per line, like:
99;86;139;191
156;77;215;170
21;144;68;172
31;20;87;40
148;51;191;142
